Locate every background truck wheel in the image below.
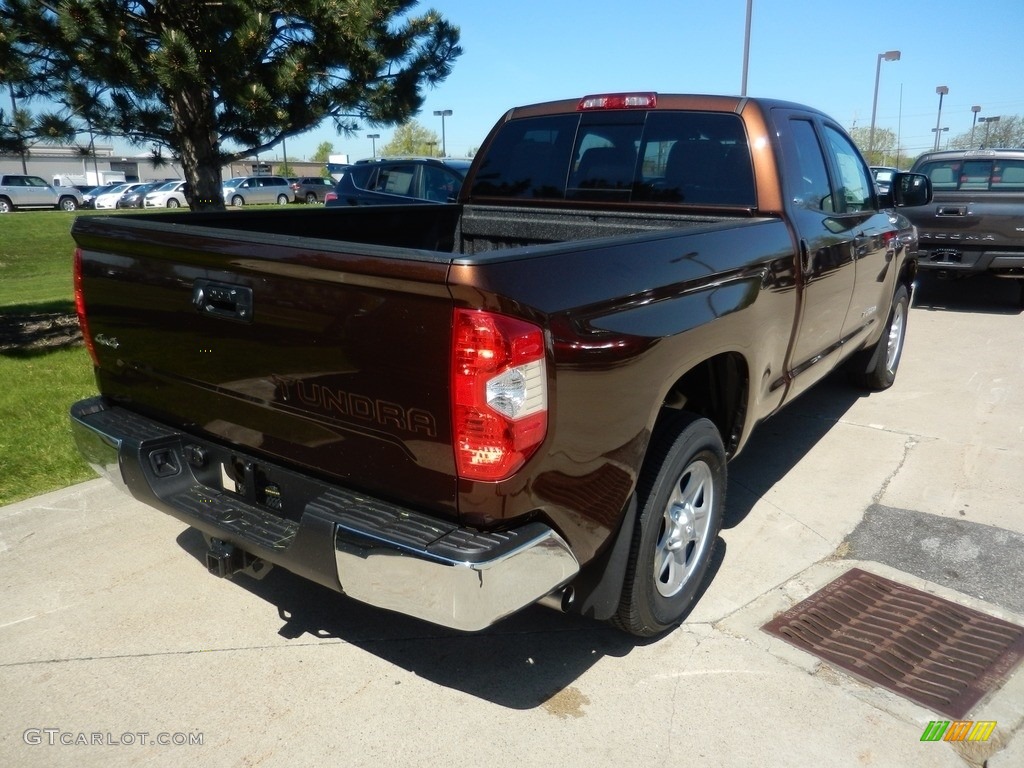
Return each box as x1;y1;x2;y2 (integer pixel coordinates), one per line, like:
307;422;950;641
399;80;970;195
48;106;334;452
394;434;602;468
613;412;726;638
847;283;910;391
58;196;78;211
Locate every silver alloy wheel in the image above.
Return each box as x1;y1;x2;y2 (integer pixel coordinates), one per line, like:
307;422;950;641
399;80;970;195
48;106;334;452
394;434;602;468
60;197;77;211
232;195;244;207
653;459;714;597
885;300;906;373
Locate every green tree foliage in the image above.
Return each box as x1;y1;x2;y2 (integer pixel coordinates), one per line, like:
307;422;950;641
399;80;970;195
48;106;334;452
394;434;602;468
848;126;901;167
312;140;334;177
0;93;77;166
0;1;461;210
379;120;440;156
946;115;1024;151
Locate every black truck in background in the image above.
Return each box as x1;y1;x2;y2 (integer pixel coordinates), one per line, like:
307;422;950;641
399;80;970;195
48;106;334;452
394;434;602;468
70;93;931;638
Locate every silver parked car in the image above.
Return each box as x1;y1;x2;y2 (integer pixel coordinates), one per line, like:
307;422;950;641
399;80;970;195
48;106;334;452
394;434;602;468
222;176;293;206
0;174;83;212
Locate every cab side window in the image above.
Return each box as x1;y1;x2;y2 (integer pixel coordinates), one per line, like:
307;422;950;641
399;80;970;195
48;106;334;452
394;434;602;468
788;120;834;213
823;126;873;213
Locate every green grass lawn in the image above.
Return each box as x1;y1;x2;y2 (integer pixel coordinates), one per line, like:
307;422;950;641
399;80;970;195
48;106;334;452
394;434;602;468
0;347;98;505
0;209;142;505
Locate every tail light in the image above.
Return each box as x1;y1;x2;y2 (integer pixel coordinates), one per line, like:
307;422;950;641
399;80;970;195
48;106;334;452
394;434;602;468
452;309;547;481
73;247;98;366
324;191;337;203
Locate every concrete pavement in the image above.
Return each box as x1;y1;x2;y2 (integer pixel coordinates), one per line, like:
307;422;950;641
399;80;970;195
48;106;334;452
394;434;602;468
1;273;1022;767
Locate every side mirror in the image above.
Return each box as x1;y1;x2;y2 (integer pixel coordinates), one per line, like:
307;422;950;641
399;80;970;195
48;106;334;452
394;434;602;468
880;172;932;208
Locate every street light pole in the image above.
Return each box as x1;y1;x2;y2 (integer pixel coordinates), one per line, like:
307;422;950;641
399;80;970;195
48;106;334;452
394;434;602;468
979;116;1000;148
868;50;900;157
741;0;753;96
970;105;981;148
367;133;379;158
433;109;452;157
933;86;949;151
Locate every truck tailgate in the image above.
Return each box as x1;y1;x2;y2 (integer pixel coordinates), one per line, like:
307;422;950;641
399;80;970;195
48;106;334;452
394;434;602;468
73;214;459;519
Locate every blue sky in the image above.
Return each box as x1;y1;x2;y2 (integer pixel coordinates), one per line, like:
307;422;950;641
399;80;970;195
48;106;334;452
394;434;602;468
279;0;1023;163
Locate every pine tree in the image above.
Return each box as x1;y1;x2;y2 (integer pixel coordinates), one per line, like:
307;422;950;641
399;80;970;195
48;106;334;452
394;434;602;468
0;0;461;210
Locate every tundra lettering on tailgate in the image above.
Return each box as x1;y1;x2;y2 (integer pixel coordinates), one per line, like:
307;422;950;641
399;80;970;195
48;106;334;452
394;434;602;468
282;378;437;437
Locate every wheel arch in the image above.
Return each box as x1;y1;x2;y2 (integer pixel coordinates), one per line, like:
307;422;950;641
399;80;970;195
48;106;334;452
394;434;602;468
654;351;749;459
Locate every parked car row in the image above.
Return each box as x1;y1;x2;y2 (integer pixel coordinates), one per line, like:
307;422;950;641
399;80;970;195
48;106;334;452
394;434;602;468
1;160;469;213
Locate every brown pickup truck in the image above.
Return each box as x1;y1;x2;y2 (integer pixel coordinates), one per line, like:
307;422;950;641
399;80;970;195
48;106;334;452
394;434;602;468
70;93;931;638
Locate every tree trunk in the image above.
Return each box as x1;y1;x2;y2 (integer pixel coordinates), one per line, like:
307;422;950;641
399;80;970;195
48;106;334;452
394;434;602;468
167;85;224;212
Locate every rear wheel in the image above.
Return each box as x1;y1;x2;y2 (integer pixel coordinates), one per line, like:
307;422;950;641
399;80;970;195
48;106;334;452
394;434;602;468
305;192;317;204
613;412;726;638
277;194;289;205
847;283;909;390
0;197;14;213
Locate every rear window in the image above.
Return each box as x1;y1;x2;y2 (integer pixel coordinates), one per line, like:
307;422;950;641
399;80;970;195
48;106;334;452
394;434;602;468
470;110;755;207
917;158;1024;191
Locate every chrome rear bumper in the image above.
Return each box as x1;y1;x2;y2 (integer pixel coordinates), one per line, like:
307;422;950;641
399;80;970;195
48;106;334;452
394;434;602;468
70;397;579;631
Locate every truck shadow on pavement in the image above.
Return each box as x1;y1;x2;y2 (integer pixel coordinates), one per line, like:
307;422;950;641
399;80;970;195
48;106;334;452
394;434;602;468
912;272;1022;315
725;369;865;529
176;527;641;710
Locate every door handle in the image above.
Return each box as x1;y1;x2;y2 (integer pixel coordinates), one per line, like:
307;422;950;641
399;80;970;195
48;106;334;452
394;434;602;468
799;239;812;277
192;280;253;323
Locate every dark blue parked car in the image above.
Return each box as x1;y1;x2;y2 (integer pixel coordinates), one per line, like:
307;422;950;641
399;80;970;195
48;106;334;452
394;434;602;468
324;157;470;206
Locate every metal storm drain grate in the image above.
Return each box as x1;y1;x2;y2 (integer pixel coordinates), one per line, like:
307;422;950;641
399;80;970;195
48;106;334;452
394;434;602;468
762;568;1024;718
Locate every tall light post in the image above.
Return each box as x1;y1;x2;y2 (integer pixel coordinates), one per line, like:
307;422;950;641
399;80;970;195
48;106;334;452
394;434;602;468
970;105;981;148
933;86;949;151
868;50;901;157
979;116;1000;148
433;109;452;157
741;0;753;96
367;133;379;158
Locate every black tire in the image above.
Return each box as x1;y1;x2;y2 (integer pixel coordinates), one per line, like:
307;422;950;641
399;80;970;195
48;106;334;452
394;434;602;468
613;412;726;638
847;283;910;390
58;196;79;211
276;194;289;205
231;195;244;207
0;197;14;213
305;192;317;204
167;198;180;208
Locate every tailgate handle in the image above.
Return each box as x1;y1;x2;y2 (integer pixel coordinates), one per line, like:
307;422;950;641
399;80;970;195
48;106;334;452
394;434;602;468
937;205;967;217
193;280;253;322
